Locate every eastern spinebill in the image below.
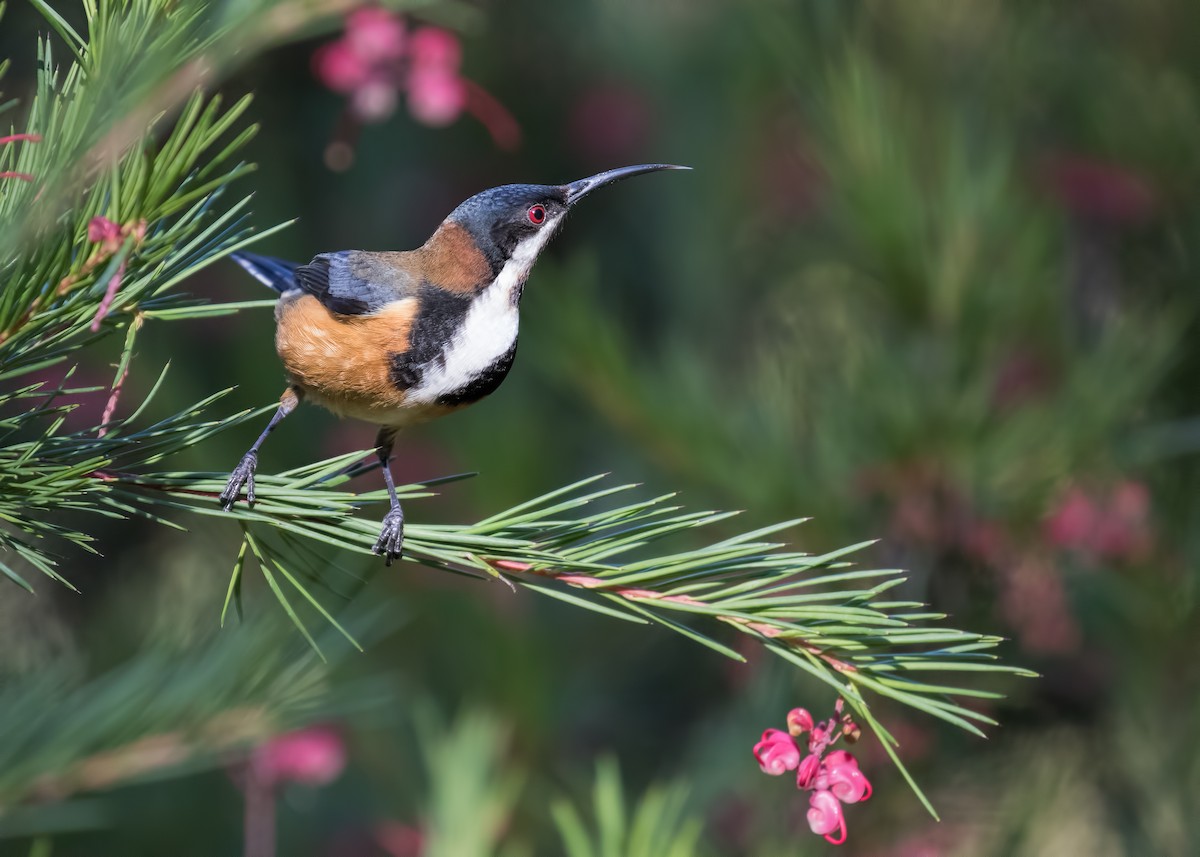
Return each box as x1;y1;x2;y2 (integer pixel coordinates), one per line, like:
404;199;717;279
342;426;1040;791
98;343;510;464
220;163;689;563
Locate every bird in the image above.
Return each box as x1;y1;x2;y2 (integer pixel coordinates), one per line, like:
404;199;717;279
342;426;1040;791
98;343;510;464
219;163;689;564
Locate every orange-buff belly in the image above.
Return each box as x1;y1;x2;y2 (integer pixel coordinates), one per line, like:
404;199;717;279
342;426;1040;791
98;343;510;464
274;293;433;425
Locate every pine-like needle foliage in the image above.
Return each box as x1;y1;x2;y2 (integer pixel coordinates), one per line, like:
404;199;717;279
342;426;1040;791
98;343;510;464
0;610;382;824
0;0;1031;815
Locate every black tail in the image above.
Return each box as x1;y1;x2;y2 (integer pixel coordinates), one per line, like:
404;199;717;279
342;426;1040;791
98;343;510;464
230;251;300;294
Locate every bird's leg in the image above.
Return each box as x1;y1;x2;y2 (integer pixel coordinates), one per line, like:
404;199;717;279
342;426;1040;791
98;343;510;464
372;427;405;566
220;386;302;510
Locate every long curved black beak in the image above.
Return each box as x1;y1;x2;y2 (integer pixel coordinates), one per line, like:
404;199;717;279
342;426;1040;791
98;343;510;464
563;163;691;206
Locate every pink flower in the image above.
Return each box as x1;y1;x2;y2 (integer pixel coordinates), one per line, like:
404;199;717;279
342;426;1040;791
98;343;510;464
311;13;519;149
752;728;800;776
796;752;820;789
1044;480;1152;562
88;216;123;254
753;703;872;845
1045;487;1094;549
353;80;401;122
1098;480;1151;558
409;27;461;70
787;707;813;736
824;750;872;804
407;68;467;126
345;7;406;62
999;555;1081;654
313;40;373;93
807;790;846;844
405;28;466;126
1039;154;1156;225
252;726;346;787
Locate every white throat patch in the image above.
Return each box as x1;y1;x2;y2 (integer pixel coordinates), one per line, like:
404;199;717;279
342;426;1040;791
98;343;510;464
406;215;562;405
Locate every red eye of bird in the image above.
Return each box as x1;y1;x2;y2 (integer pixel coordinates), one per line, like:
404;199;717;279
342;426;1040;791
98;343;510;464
527;204;546;225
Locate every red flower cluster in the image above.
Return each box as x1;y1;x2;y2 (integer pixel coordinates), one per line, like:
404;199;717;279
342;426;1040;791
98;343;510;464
752;701;871;845
312;8;518;150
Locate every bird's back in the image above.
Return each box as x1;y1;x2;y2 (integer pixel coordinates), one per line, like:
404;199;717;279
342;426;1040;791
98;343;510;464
232;237;519;427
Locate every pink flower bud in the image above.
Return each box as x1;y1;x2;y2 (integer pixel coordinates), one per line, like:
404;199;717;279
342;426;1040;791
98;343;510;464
795;752;821;789
313;40;372;93
752;728;800;776
806;790;846;844
409;27;461;70
824;750;872;804
345;8;406;63
407;68;466;126
786;707;813;737
253;726;346;787
88;216;123;254
352;79;400;123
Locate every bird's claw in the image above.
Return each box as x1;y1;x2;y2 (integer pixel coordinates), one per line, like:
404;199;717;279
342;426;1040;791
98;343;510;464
373;505;405;566
220;450;258;511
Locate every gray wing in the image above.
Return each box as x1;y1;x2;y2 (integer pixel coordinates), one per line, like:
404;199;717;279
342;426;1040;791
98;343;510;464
294;250;419;316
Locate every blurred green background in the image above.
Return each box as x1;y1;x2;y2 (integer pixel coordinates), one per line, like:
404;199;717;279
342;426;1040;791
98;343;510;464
3;0;1200;854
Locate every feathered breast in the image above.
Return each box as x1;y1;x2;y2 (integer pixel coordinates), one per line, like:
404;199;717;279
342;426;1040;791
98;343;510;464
275;293;423;421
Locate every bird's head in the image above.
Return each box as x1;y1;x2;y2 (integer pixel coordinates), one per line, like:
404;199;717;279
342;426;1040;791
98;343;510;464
439;164;689;288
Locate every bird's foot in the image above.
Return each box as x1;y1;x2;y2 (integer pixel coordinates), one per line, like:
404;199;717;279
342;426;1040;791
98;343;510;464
373;505;405;566
220;450;258;510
